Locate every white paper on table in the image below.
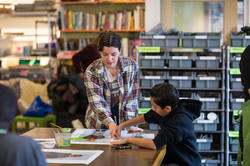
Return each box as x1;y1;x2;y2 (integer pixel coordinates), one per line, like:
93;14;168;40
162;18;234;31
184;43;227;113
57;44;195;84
71;129;155;145
42;149;103;165
71;129;112;145
35;138;56;143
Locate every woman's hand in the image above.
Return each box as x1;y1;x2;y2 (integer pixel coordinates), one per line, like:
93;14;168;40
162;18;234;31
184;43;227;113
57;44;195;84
109;122;119;139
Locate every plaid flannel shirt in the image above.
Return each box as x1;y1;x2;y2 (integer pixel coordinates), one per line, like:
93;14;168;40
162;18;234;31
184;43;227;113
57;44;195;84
84;56;138;129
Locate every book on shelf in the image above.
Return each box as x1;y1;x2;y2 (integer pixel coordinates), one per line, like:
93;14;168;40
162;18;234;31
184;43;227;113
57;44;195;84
58;5;145;31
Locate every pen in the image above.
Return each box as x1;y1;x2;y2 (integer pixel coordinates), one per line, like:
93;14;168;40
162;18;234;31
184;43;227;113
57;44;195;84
111;145;132;149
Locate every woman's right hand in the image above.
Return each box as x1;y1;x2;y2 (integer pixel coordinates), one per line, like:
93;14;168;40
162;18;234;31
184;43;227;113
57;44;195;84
109;122;119;139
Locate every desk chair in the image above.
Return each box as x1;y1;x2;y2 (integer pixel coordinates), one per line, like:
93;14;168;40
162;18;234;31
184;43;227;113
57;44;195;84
153;145;166;166
12;114;56;132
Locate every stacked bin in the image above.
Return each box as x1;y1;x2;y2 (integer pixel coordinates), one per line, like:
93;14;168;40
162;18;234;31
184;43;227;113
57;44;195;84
230;32;250;47
181;32;221;48
138;32;224;165
227;46;246;166
195;72;221;89
168;71;193;88
201;154;221;166
141;34;179;48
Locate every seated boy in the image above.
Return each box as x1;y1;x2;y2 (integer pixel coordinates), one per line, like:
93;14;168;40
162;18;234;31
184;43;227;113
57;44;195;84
111;82;202;166
0;84;47;166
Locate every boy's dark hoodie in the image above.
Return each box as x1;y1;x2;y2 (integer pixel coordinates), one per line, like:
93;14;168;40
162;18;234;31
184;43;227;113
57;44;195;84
144;99;202;166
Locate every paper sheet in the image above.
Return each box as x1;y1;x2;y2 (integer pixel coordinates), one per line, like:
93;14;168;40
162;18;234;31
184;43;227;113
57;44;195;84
42;149;103;165
71;129;155;145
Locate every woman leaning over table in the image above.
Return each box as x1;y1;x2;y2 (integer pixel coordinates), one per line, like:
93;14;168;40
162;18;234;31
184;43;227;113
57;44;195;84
84;31;139;138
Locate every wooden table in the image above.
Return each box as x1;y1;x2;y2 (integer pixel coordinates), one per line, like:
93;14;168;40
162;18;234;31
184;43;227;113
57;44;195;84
22;128;163;166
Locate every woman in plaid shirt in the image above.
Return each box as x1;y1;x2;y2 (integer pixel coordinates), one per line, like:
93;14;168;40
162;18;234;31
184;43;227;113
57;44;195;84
84;31;139;138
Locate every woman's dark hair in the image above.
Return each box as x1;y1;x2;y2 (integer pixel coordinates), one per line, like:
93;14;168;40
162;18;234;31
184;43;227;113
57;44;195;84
97;31;121;51
150;82;179;109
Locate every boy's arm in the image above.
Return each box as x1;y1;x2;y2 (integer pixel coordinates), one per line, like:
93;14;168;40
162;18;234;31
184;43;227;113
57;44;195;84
115;114;146;138
118;114;146;130
111;137;157;150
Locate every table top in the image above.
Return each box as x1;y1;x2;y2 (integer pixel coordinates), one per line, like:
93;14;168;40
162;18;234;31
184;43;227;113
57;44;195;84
22;128;160;166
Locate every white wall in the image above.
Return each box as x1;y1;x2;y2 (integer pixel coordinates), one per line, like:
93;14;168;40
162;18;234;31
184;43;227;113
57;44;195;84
145;0;161;32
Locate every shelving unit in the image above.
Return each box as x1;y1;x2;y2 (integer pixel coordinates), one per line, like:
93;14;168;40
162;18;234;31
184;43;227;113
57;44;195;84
225;46;246;166
0;10;58;81
58;0;145;51
137;33;225;166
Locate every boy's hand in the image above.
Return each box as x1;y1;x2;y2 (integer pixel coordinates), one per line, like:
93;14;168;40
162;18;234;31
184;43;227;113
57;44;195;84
110;138;128;145
126;126;143;133
109;122;119;139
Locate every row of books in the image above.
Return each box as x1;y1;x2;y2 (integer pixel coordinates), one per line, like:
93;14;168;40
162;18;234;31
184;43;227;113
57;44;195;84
58;6;144;30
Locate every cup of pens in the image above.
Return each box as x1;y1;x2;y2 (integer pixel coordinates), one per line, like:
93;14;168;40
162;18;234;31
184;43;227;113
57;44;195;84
54;132;71;147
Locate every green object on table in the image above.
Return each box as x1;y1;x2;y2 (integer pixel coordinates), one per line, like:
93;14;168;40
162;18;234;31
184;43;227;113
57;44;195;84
71;137;85;141
12;114;56;132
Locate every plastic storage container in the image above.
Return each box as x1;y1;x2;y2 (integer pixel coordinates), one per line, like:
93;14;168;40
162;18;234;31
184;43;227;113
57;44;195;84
193;119;219;132
196;137;213;150
182;32;221;48
230;137;239;152
230;76;243;90
195;52;221;68
168;71;193;88
230;92;245;110
230;54;241;68
168;52;193;68
141;35;179;48
230;32;250;47
195;92;221;109
195;72;221;89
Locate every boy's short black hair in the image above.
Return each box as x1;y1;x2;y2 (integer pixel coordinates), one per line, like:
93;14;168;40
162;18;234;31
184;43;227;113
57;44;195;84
97;31;121;51
150;82;179;109
0;84;16;129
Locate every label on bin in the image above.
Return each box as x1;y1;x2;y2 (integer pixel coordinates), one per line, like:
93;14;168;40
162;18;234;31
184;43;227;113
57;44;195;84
171;76;189;80
143;97;150;101
201;159;206;163
235;78;241;82
245;35;250;39
144;76;161;79
199;56;216;60
171;56;189;60
230;47;246;53
196;139;210;143
199;77;216;80
195;35;207;39
229;131;239;138
196;119;215;123
138;47;160;53
209;48;221;52
236;57;241;61
230;68;241;75
236;98;244;103
233;110;242;116
199;98;216;102
144;56;161;59
153;35;166;39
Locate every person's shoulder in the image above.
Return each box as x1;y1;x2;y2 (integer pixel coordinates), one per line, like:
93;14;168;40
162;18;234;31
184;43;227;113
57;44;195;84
120;56;137;67
86;58;102;71
4;133;38;146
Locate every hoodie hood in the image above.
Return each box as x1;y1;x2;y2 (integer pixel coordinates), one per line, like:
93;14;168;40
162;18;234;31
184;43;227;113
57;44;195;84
178;99;202;121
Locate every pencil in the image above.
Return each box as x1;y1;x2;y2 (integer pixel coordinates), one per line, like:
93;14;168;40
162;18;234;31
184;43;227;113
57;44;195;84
50;122;62;129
